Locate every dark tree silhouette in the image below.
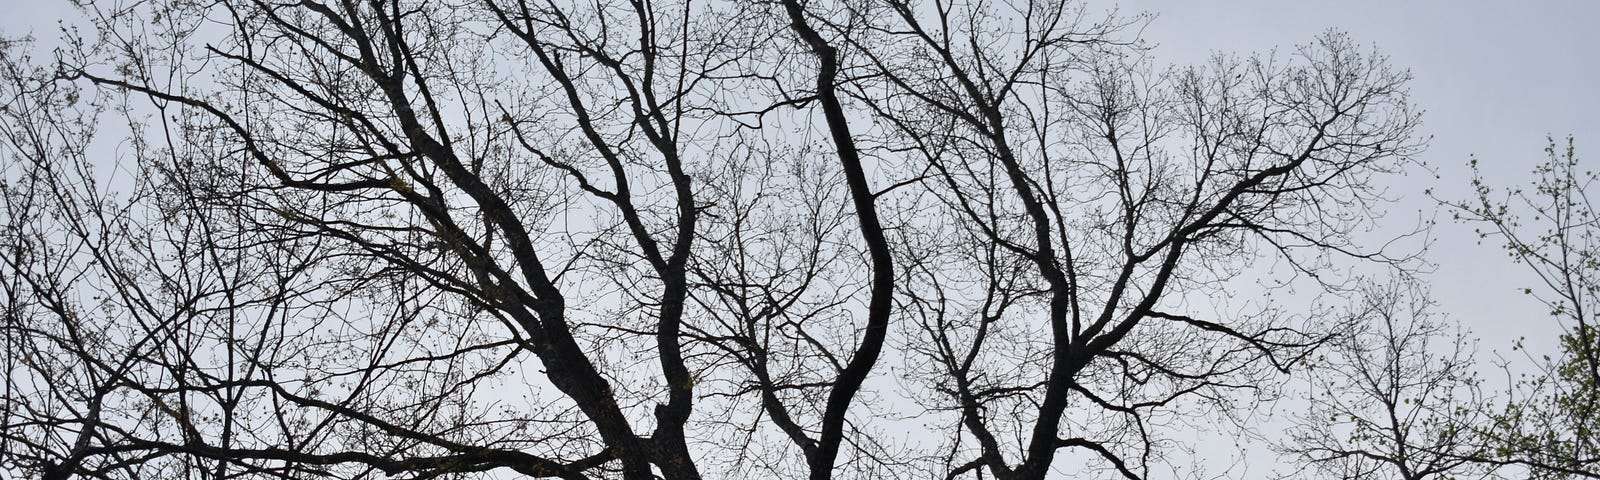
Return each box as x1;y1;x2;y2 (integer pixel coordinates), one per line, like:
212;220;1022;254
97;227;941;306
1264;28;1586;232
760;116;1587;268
1;1;1422;479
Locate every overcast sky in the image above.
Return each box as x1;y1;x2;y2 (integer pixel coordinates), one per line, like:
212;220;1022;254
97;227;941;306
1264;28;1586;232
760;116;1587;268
1117;0;1600;362
3;1;1598;476
6;0;1593;353
1127;4;1599;473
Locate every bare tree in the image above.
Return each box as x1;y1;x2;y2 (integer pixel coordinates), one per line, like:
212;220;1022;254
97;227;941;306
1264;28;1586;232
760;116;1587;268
1;1;1425;479
775;3;1422;478
1279;281;1496;480
1267;140;1600;480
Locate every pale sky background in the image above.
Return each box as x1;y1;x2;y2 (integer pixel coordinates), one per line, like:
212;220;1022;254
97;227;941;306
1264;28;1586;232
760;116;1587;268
7;0;1592;348
3;0;1591;358
3;0;1599;477
1126;2;1600;475
1121;0;1600;367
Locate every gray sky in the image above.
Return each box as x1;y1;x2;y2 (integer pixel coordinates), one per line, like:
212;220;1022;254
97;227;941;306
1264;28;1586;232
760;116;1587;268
1122;0;1600;363
1127;3;1600;475
5;0;1591;357
3;0;1599;477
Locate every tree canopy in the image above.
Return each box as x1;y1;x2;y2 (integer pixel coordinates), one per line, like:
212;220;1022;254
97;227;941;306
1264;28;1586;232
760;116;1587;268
2;1;1532;479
